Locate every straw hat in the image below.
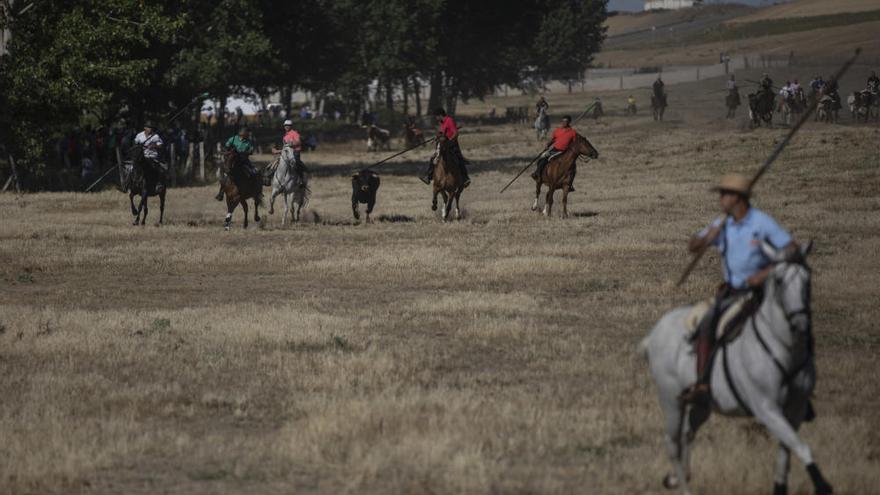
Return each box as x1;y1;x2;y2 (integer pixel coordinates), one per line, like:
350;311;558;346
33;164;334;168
711;173;751;196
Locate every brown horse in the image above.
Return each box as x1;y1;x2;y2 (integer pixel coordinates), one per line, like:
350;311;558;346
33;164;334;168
531;134;599;218
220;149;263;230
127;144;167;226
431;140;465;222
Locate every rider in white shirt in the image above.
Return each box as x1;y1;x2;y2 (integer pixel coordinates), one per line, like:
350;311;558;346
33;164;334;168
134;123;164;164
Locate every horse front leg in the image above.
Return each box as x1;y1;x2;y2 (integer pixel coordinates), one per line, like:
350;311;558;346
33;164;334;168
269;186;279;215
139;190;148;225
532;181;541;212
752;404;832;495
129;192;138;223
440;191;450;221
224;198;238;231
543;188;554;217
561;185;569;219
431;189;439;211
453;190;462;220
158;191;166;225
281;192;290;226
241;199;250;229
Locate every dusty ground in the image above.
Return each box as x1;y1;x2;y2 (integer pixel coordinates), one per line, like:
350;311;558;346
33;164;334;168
1;66;879;494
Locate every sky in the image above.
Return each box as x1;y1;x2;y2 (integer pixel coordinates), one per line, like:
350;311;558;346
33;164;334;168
608;0;789;12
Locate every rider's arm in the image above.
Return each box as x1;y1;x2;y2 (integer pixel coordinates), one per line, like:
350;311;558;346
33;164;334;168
688;217;724;253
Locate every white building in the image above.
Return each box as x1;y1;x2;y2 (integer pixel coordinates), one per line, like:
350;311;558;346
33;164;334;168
644;0;699;10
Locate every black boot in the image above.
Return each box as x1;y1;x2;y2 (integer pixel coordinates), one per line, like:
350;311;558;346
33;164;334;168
567;168;576;192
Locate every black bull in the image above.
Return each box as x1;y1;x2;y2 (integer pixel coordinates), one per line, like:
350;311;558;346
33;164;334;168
351;169;380;222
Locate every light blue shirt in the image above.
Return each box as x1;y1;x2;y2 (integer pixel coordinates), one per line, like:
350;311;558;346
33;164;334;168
700;208;792;289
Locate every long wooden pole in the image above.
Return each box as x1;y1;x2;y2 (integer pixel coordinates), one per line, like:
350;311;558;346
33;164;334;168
676;48;861;287
366;135;438;171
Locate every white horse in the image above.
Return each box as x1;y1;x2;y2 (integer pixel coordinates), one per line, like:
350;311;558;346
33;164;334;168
268;146;309;225
534;106;549;141
640;241;834;495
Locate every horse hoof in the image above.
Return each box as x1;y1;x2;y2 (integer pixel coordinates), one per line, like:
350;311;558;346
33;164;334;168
662;474;679;490
773;482;787;495
431;204;438;211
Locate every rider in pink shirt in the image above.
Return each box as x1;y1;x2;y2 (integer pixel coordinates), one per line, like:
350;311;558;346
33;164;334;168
273;119;306;180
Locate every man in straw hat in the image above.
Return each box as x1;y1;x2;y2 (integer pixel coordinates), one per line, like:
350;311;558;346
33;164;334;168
681;173;795;402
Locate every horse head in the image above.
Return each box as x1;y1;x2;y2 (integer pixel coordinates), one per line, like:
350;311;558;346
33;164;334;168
222;148;239;172
761;240;814;336
574;134;599;160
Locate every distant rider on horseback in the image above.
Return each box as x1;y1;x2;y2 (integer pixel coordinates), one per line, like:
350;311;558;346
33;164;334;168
536;96;549;115
531;115;578;191
867;71;879;93
216;126;259;201
420;108;471;187
653;75;665;100
681;173;795;403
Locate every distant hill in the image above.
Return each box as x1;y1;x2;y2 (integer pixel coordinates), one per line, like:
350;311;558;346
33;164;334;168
727;0;880;23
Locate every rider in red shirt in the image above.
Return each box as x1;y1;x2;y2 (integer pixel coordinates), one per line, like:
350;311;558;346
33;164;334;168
532;115;578;191
421;108;470;187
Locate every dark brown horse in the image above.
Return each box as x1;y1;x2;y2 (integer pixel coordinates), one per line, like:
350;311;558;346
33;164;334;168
127;145;166;225
220;149;263;230
431;140;465;222
531;134;599;218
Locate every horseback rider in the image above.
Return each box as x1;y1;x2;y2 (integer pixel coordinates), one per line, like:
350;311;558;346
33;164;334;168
681;173;795;402
778;81;793;111
809;74;825;94
134;122;165;170
272;119;306;183
653;75;665;100
760;73;773;91
536;96;549;114
823;76;841;109
868;71;880;93
215;126;258;201
726;74;738;92
531;115;578;192
420;108;471;187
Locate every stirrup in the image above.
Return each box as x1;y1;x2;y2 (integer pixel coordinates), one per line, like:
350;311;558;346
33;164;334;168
419;176;431;185
679;383;710;404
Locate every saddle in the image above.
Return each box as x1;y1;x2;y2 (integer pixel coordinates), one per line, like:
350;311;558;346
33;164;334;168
684;291;760;343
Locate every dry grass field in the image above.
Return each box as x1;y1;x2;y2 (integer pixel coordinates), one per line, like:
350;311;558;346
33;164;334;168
2;66;880;494
727;0;880;24
595;20;880;67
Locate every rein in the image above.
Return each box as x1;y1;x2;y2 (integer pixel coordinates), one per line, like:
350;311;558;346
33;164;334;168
718;266;813;415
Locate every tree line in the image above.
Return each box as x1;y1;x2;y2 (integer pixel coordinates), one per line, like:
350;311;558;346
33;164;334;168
0;0;607;184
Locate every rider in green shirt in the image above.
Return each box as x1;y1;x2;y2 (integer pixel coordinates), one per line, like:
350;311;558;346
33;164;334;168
216;126;259;201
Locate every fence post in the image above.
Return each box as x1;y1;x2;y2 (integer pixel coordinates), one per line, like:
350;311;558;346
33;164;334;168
185;142;194;179
116;146;124;186
696;68;700;80
169;142;177;187
2;153;21;192
198;141;206;183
